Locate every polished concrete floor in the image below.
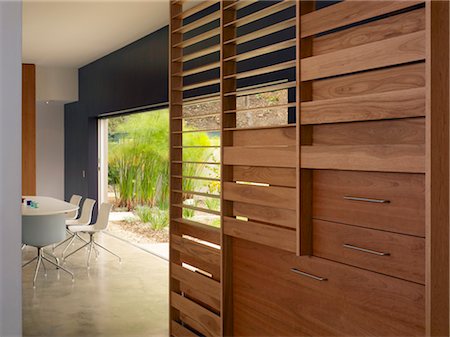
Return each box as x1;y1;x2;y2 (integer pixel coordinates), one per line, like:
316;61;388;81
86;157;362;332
22;233;169;337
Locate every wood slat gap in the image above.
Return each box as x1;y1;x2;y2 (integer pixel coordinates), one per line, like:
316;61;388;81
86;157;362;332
174;203;221;216
172;11;220;34
172;0;219;20
224;60;295;80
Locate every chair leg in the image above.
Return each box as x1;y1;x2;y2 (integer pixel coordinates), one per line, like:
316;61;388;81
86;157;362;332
42;250;60;268
33;249;43;287
87;239;94;268
94;241;122;263
41;255;74;281
22;255;38;268
63;240;90;262
62;235;77;257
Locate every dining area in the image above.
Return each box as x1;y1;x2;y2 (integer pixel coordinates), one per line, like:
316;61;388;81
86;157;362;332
21;195;169;337
22;195;120;287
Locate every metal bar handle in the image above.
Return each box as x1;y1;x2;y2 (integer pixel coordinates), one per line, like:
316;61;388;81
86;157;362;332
290;268;327;281
343;196;390;204
343;243;390;256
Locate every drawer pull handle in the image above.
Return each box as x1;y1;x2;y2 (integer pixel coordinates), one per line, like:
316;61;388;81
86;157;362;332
343;196;390;204
343;244;390;256
290;268;327;281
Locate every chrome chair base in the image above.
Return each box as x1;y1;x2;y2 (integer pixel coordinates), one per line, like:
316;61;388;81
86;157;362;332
23;247;74;287
53;231;88;254
63;234;121;268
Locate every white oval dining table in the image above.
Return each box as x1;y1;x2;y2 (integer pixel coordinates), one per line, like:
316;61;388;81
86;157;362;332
22;196;79;287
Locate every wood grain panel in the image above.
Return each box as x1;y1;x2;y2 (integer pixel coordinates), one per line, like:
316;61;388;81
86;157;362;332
233;166;296;187
223;182;296;210
223;146;296;168
180;282;220;314
171;320;200;337
22;64;36;196
180;253;221;282
302;31;425;81
233;239;425;336
172;218;220;245
312;118;425;146
232;126;295;146
171;292;221;337
233;202;296;229
223;217;295;253
301;144;425;173
302;87;425;125
312;62;425;100
301;1;423;38
172;263;221;305
313;219;425;284
313;7;425;56
313;170;425;237
172;235;221;267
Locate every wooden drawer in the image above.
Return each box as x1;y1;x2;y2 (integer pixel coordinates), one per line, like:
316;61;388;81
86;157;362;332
233;239;425;336
313;219;425;284
312;170;425;236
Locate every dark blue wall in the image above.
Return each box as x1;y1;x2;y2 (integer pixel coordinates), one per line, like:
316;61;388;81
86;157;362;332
64;26;169;204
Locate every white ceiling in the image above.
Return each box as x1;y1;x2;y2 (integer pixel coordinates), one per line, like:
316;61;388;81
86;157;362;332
23;0;171;68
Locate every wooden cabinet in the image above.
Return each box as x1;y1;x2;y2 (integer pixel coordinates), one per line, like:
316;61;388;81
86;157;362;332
169;1;449;336
233;239;425;337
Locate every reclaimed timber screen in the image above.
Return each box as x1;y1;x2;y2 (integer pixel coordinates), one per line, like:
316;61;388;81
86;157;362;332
170;0;449;336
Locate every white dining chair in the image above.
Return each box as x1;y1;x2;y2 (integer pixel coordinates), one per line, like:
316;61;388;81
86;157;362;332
66;194;82;220
64;203;121;268
54;198;96;256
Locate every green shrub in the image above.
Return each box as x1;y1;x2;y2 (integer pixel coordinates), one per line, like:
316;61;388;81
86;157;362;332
108;109;216;211
135;206;168;231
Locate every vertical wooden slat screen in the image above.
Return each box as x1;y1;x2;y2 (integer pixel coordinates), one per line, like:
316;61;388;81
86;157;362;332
170;1;222;336
169;1;450;336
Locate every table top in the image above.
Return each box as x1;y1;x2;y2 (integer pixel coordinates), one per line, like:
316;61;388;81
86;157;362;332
22;196;79;216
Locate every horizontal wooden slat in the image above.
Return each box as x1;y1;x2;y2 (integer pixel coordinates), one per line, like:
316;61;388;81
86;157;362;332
312;62;425;100
301;0;423;38
224;217;295;252
313;7;425;56
232;125;295;146
233;166;296;187
301;144;425;173
223;145;296;168
172;175;221;182
172;234;220;266
171;320;200;337
173;112;220;120
176;61;220;77
223;182;296;210
180;282;220;314
174;28;220;49
175;45;220;63
173;189;220;199
173;11;220;34
172;218;221;245
183;79;220;91
174;203;221;216
224;0;295;28
302;87;425;125
224;60;295;80
225;39;295;62
180;253;220;282
301;30;425;81
312;117;425;146
224;102;296;114
173;0;219;19
171;292;221;337
223;0;257;11
224;80;295;97
172;263;221;305
233;201;296;229
224;18;295;45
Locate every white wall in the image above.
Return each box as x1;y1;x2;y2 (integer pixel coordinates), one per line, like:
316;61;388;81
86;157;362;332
36;66;78;103
35;66;78;200
36;102;65;199
0;2;23;337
